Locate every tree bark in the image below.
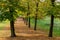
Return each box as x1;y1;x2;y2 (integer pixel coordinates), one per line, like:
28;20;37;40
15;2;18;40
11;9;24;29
49;0;55;37
28;1;31;28
26;13;29;25
34;14;37;30
10;20;16;37
28;16;30;28
9;6;16;37
49;15;54;37
34;2;38;30
25;17;28;25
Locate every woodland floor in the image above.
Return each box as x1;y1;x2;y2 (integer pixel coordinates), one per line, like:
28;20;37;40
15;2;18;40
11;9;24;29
0;17;60;40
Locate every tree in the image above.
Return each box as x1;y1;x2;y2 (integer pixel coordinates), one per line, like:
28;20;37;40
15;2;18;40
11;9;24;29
27;0;31;28
0;0;26;37
34;1;38;30
48;0;55;37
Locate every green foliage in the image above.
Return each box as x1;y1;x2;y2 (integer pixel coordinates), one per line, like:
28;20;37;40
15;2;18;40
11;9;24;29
0;0;60;21
46;4;60;18
0;0;27;21
47;6;57;15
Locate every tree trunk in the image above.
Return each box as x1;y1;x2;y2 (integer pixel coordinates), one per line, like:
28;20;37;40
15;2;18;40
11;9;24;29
9;5;16;37
26;12;30;25
49;15;54;37
48;0;55;37
34;2;38;30
10;20;16;37
25;17;28;25
28;1;31;28
34;14;37;30
23;18;26;24
28;16;30;28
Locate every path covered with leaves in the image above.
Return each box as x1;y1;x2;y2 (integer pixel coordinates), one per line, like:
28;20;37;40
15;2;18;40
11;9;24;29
0;18;60;40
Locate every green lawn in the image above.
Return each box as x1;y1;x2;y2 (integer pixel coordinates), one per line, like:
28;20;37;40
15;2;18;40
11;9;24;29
0;20;9;30
30;17;60;37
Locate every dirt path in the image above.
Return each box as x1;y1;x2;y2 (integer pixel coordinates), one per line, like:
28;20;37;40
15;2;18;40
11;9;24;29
0;18;60;40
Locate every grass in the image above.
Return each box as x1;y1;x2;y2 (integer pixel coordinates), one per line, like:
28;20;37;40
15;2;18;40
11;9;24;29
30;17;60;37
0;20;9;30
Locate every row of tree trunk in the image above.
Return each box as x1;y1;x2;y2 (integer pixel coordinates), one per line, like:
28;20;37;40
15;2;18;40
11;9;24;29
25;0;55;37
13;0;55;37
